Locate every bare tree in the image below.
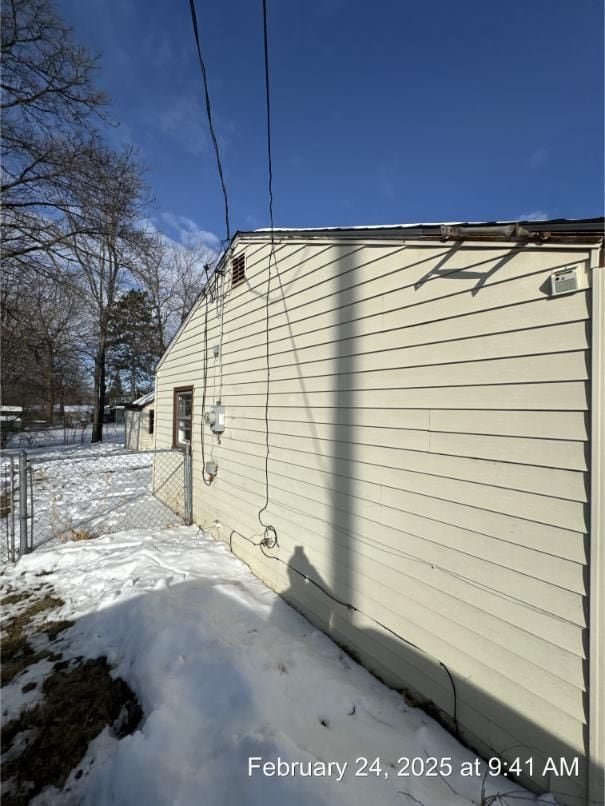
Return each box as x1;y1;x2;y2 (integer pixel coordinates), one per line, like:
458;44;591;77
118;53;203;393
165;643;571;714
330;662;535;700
133;234;216;358
170;241;213;326
1;0;108;268
65;144;146;442
131;233;173;356
0;272;87;414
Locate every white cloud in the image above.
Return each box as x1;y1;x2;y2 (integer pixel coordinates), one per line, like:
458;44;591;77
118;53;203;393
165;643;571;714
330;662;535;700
139;215;220;264
159;213;220;250
518;210;550;221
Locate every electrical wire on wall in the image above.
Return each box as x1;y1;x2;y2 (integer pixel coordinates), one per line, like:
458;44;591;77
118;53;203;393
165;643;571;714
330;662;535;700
186;0;277;549
228;524;462;741
199;247;230;485
255;0;279;551
199;266;213;486
215;248;228;405
187;0;233;485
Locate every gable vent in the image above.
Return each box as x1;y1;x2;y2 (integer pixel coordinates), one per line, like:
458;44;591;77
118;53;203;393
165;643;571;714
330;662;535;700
232;253;246;288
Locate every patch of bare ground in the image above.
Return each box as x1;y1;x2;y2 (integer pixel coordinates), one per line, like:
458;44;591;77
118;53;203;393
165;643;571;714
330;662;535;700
2;657;142;806
1;585;142;804
1;591;70;686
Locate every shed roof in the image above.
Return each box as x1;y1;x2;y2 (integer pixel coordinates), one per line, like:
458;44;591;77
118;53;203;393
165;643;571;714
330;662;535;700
130;391;154;408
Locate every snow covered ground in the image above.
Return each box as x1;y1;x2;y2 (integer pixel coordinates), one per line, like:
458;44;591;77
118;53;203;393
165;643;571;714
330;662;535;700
3;423;125;453
27;448;183;548
1;443;184;560
1;527;556;806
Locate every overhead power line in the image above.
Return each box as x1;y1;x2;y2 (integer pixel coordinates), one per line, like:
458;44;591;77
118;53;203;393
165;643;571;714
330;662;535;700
187;0;231;245
261;0;275;235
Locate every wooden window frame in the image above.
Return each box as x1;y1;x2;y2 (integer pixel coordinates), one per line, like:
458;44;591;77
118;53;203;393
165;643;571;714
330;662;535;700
172;387;193;448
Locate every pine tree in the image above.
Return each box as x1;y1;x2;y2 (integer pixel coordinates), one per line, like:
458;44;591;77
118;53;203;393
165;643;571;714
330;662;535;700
107;290;158;399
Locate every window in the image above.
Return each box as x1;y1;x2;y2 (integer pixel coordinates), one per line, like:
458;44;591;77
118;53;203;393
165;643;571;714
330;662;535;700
148;409;154;435
173;388;193;447
232;253;246;288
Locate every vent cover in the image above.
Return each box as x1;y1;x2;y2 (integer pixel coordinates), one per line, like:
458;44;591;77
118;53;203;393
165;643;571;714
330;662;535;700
232;253;246;288
550;267;579;296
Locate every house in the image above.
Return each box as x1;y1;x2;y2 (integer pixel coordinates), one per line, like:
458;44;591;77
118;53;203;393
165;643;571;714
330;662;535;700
124;391;155;451
103;404;126;424
58;404;93;426
0;405;24;448
0;405;23;426
153;217;604;806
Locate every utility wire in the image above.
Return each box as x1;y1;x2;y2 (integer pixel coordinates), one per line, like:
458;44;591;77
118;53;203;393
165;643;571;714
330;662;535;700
262;0;275;235
200;265;213;486
187;0;232;483
187;0;231;244
256;0;278;550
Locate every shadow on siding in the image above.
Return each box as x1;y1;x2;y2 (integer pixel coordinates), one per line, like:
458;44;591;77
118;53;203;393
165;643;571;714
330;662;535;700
279;544;595;806
283;241;594;806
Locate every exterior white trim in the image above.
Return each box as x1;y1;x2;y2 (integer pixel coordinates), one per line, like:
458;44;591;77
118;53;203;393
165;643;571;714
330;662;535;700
588;244;605;806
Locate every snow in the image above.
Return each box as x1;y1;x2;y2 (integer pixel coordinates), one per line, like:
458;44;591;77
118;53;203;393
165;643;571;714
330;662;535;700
0;405;23;422
254;221;476;232
2;423;125;451
2;527;556;806
130;391;154;407
18;445;182;551
252;217;586;233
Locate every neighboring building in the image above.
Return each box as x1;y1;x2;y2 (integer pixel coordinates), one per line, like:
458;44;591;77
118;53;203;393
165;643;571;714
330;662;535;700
0;405;24;447
0;405;23;423
154;218;605;806
103;404;126;424
125;392;155;451
58;405;93;425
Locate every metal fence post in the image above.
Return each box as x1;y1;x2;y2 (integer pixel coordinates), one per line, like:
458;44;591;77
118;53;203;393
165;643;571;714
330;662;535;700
28;465;34;551
19;450;29;554
184;444;193;525
10;456;16;562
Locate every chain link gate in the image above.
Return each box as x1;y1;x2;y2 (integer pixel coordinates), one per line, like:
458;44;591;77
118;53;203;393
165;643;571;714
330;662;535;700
1;446;192;563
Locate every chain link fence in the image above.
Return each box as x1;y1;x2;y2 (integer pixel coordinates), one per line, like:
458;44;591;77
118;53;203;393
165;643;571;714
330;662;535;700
1;456;18;563
4;422;125;450
1;447;192;563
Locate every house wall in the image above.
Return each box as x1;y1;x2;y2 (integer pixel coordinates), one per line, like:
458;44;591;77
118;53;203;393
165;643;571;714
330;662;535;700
154;234;602;805
125;404;154;452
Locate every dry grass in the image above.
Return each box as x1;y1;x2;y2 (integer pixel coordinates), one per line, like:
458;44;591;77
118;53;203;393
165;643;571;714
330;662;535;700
1;592;70;686
1;585;142;805
65;527;96;542
1;657;142;806
49;497;97;543
1;591;31;607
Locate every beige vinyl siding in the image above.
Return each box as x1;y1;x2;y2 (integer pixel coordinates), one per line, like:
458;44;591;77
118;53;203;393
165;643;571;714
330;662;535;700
155;236;596;804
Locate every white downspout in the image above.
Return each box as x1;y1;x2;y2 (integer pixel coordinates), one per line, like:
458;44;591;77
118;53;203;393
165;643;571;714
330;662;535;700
588;241;605;806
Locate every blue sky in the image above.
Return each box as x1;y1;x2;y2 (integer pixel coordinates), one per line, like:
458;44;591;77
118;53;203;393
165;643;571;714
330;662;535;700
60;0;603;246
